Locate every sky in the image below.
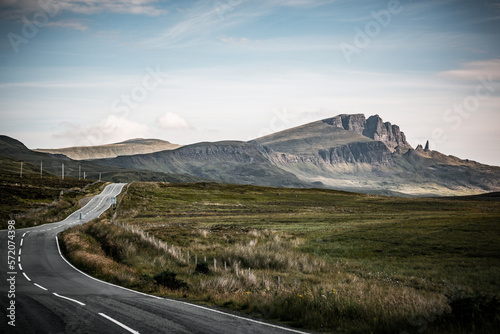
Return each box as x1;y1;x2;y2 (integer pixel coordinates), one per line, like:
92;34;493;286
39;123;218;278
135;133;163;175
0;0;499;166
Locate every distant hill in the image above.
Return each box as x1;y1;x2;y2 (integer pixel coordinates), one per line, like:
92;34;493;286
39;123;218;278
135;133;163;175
0;135;204;184
35;138;181;160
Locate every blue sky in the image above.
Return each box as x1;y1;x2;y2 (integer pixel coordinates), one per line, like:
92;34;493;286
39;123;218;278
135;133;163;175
1;0;499;165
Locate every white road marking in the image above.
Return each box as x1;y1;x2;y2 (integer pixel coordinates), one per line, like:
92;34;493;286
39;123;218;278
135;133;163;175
18;263;22;271
22;232;27;237
34;283;48;291
99;313;140;334
53;293;86;306
18;256;21;262
20;238;23;247
166;298;309;334
23;272;31;282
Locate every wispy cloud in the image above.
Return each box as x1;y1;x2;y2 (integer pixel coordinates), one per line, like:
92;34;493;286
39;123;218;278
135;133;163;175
142;0;339;49
0;0;167;20
438;59;500;81
47;20;89;32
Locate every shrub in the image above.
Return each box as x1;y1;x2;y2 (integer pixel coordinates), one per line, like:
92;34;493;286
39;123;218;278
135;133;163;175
195;261;210;274
448;292;500;323
153;269;188;290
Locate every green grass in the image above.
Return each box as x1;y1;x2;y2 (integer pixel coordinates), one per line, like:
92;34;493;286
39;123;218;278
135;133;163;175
61;182;500;333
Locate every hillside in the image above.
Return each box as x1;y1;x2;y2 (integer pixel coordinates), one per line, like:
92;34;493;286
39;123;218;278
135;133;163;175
94;141;309;188
35;138;181;160
0;135;205;184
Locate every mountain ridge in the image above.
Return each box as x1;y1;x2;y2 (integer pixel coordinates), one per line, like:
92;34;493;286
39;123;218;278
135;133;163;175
34;138;181;160
84;114;500;196
3;113;500;196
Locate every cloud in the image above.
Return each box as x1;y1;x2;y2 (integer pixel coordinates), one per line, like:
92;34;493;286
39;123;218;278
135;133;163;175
157;112;193;130
54;115;151;146
437;59;500;81
0;0;167;20
47;20;89;32
143;0;339;49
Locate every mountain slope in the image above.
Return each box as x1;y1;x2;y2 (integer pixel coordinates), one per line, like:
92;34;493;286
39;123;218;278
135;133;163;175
35;138;181;160
0;136;204;184
93;141;309;188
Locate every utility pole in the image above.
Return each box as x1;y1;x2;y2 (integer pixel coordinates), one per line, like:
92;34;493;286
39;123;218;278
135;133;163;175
62;163;64;180
40;161;43;178
99;172;101;181
20;162;23;178
83;171;86;179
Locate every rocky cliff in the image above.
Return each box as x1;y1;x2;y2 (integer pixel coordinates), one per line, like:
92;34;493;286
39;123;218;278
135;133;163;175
323;114;411;152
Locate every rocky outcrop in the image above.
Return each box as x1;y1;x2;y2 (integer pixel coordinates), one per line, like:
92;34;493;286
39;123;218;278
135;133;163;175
318;141;394;165
322;114;411;152
169;141;269;164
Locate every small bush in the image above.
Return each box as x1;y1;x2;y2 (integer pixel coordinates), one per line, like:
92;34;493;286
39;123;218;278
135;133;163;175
154;269;188;290
195;261;210;274
448;292;500;323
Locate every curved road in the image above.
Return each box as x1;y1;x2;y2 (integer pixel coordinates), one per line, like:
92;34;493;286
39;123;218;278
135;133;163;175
1;183;307;334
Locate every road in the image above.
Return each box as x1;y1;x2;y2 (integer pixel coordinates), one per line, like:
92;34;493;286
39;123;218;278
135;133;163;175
1;183;308;334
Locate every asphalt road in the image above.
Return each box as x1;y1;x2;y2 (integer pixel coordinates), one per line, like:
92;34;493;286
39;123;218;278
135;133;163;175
1;183;308;334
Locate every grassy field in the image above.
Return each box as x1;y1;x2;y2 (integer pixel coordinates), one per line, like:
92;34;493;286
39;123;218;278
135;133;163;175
61;182;500;333
0;156;106;229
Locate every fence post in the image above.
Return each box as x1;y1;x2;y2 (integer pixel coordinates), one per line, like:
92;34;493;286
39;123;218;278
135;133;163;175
187;250;190;265
195;254;198;266
224;261;227;272
214;258;217;271
278;275;281;290
262;271;265;287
